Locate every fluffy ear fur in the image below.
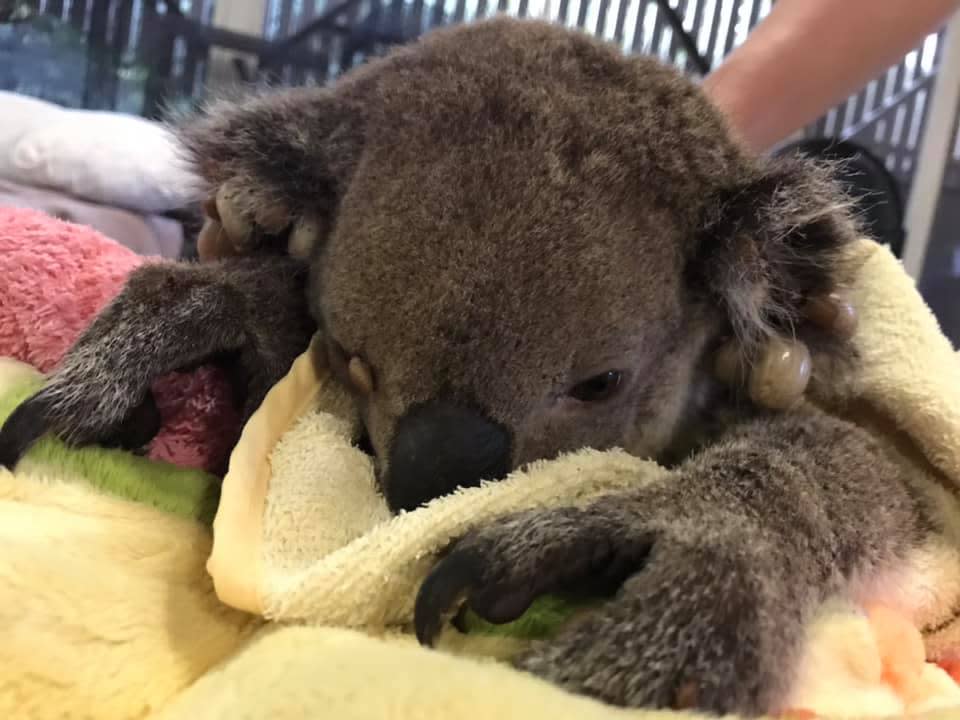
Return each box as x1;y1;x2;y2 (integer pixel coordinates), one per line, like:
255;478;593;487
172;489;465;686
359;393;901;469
176;87;365;239
691;155;861;355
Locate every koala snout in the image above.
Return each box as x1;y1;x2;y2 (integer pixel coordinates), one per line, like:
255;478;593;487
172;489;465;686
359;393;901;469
384;402;512;513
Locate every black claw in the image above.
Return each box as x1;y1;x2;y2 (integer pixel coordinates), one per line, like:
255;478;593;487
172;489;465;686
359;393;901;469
0;396;51;470
414;549;484;647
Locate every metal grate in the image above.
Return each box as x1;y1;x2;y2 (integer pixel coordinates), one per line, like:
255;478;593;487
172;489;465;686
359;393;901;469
265;0;952;187
12;0;219;113
265;0;960;184
262;0;771;74
15;0;959;191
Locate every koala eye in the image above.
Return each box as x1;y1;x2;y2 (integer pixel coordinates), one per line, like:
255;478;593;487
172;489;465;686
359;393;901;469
568;370;623;403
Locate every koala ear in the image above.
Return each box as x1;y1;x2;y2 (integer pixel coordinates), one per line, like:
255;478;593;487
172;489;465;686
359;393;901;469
176;87;364;248
692;155;860;355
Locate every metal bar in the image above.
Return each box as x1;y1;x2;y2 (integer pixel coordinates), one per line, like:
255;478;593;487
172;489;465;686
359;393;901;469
431;0;447;27
890;103;909;147
886;54;908;112
647;0;665;55
595;0;610;36
410;0;425;36
307;0;324;58
613;0;630;45
140;3;175;118
277;0;294;39
387;0;404;37
721;0;739;56
703;0;725;68
157;13;389;66
689;0;706;44
811;115;829;138
859;79;879;131
181;32;205;97
842;75;935;141
843;86;869;136
688;0;708;70
905;89;929;151
651;0;707;73
831;89;855;137
69;0;87;28
873;117;888;147
265;0;363;59
629;0;648;53
902;11;960;279
665;0;688;61
81;0;111;109
109;0;134;106
576;0;590;28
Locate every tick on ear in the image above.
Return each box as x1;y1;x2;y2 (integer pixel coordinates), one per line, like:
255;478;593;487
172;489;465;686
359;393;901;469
803;291;858;339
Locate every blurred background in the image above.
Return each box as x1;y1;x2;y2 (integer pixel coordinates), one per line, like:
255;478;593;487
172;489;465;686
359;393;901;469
1;0;958;343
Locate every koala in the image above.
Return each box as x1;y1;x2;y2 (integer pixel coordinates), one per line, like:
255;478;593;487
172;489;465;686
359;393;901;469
0;18;930;717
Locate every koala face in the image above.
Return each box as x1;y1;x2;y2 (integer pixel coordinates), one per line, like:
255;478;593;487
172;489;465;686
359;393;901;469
318;119;718;511
184;19;855;512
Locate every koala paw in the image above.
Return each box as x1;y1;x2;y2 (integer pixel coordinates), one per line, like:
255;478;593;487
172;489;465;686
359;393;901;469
415;507;654;643
1;257;313;470
415;502;791;716
0;382;161;469
199;182;320;261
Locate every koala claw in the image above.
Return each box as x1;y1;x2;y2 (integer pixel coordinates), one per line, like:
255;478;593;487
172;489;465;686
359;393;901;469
199;182;307;261
0;386;161;470
415;546;487;646
414;506;653;646
0;396;48;469
215;184;257;253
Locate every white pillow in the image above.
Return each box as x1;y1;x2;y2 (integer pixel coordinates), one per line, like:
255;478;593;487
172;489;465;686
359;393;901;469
0;91;65;153
0;91;203;213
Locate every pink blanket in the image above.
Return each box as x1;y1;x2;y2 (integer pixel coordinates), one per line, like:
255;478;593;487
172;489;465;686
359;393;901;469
0;206;237;472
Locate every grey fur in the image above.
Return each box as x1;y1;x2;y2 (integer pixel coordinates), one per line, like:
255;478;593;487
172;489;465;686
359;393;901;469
0;257;313;469
0;18;930;716
416;410;926;714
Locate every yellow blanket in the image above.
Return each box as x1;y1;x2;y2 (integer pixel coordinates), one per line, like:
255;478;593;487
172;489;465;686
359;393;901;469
3;239;960;720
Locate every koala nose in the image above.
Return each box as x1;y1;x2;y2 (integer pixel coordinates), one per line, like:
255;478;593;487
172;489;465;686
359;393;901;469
385;402;511;512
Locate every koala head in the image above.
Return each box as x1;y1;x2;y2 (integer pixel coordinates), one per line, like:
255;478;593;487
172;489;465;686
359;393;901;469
182;19;858;512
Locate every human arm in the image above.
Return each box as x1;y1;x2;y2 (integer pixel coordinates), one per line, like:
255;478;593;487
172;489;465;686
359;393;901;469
702;0;960;152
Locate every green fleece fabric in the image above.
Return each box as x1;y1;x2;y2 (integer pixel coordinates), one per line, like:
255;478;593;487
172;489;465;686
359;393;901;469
459;594;597;640
0;377;220;524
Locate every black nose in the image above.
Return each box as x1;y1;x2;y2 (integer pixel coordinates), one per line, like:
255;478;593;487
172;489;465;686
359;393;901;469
385;402;511;512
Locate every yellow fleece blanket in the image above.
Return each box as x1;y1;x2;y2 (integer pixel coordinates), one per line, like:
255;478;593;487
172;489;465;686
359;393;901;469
2;239;960;720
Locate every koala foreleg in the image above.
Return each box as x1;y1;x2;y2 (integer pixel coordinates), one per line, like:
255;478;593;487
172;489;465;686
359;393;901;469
415;410;925;715
0;257;314;469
